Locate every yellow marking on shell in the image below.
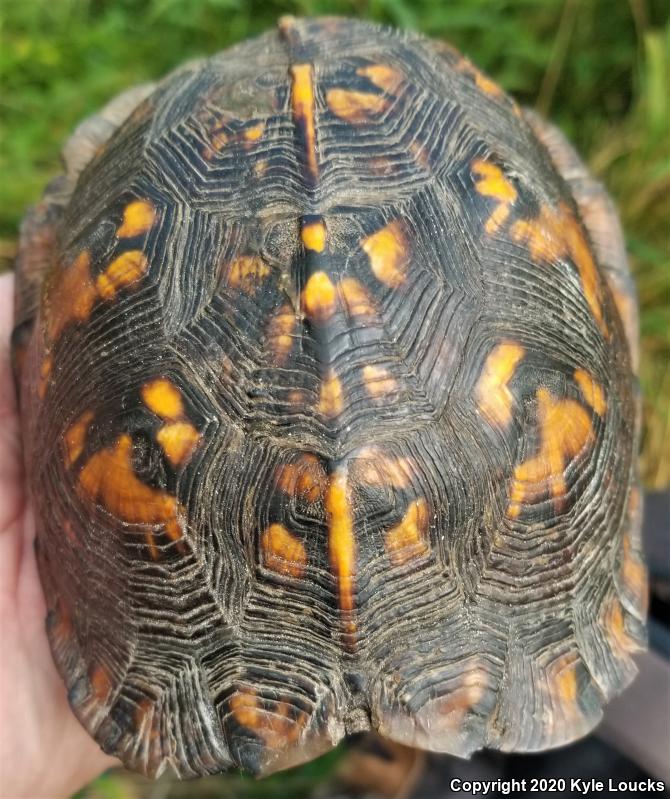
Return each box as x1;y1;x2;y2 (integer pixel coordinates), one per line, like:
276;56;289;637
472;159;517;235
433;666;489;730
326;467;356;633
274;454;327;503
363;364;398;399
574;368;607;416
156;422;201;467
604;597;642;658
89;664;113;703
79;434;184;560
290;63;319;179
229;690;308;748
95;250;149;300
327;88;390;124
318;371;344;418
38;354;53;399
621;530;648;615
261;523;307;578
46;251;97;340
339;278;377;316
117;200;156;238
458;59;504;98
475;341;525;427
354;448;415;490
302;272;337;321
301;219;327;252
64;410;94;465
242;122;265;144
385;498;430;566
512;203;608;337
356;64;404;93
361;220;409;288
266;303;297;365
507;388;593;517
227;255;271;294
141;378;184;421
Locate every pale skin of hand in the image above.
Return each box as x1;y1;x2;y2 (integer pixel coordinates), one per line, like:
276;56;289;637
0;273;117;799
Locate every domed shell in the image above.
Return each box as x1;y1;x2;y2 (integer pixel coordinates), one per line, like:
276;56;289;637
14;15;646;779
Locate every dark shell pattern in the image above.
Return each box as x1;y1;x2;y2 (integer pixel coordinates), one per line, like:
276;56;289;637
14;16;647;779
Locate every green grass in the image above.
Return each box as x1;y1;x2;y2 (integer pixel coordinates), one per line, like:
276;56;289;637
1;1;669;795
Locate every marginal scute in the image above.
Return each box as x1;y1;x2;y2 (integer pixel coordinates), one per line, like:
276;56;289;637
228;690;309;750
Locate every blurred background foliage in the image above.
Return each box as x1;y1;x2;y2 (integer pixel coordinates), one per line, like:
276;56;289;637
0;0;668;795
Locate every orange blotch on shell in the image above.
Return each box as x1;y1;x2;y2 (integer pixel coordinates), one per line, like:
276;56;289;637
117;200;156;238
475;341;525;428
95;250;149;300
604;597;643;658
339;278;377;317
353;448;415;490
266;303;297;365
301;218;327;252
433;666;489;729
472;159;518;235
512;203;608;337
574;368;607;416
79;434;184;559
38;354;53;399
241;121;265;145
290;63;319;179
362;364;398;399
227;255;271;294
621;531;648;615
229;691;308;749
318;371;344;417
274;454;327;503
327;88;390;124
361;220;409;288
64;409;94;465
261;523;307;578
303;272;337;322
141;378;184;421
356;64;404;93
507;388;594;517
89;664;113;703
458;59;504;98
385;498;430;566
326;468;356;620
46;251;97;340
156;422;201;467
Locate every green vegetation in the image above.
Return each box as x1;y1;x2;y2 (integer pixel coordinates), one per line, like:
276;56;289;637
1;1;668;794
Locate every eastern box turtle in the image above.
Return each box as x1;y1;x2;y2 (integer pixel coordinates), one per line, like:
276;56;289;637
13;16;648;779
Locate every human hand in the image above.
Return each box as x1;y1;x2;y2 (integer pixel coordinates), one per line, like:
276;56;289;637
0;272;117;799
